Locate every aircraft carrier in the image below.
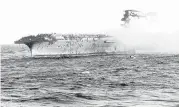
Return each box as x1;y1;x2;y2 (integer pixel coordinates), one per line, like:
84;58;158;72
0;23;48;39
15;33;135;57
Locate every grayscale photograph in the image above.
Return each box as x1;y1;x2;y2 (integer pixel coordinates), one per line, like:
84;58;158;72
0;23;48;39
0;0;179;107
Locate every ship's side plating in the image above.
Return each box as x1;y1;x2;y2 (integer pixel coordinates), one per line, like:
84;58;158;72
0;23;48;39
32;34;135;57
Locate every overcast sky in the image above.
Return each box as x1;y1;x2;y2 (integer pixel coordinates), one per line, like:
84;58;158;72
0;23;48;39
0;0;179;53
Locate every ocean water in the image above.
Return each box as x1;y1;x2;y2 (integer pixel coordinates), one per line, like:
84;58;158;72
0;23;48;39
1;44;179;107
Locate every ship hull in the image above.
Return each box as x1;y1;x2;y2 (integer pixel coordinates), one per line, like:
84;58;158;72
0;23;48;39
31;37;135;57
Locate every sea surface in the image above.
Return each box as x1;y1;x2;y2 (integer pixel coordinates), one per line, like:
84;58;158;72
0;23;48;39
1;44;179;107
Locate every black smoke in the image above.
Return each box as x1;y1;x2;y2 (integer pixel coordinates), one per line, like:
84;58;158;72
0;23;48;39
121;10;145;26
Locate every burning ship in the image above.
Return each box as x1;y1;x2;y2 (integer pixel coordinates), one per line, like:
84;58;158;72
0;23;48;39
14;10;156;57
14;33;135;57
14;10;156;58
